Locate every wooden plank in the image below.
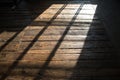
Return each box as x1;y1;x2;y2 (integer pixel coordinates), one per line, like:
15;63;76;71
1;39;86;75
35;12;99;21
21;35;108;41
0;31;24;42
1;68;120;77
0;60;119;71
1;76;120;80
18;41;112;50
0;52;115;62
30;20;101;26
28;25;104;30
51;29;104;35
0;42;20;51
23;29;105;36
20;48;114;54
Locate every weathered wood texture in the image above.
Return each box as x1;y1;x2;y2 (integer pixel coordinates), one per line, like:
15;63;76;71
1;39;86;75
0;0;120;80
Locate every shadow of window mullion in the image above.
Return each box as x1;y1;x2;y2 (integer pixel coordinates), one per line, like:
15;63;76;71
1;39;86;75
0;4;67;80
33;4;84;80
0;28;23;52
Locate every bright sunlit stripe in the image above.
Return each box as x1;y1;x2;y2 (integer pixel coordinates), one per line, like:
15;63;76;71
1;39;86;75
24;3;98;68
77;4;98;48
34;4;65;21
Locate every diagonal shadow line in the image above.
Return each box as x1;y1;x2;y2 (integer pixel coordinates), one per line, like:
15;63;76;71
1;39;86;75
33;3;84;80
0;28;23;52
0;2;52;52
0;4;67;80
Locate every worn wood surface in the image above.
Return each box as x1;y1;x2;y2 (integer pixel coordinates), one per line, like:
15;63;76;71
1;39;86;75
0;0;120;80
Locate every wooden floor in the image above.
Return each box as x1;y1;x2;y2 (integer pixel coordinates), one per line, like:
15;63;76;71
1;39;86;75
0;0;120;80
